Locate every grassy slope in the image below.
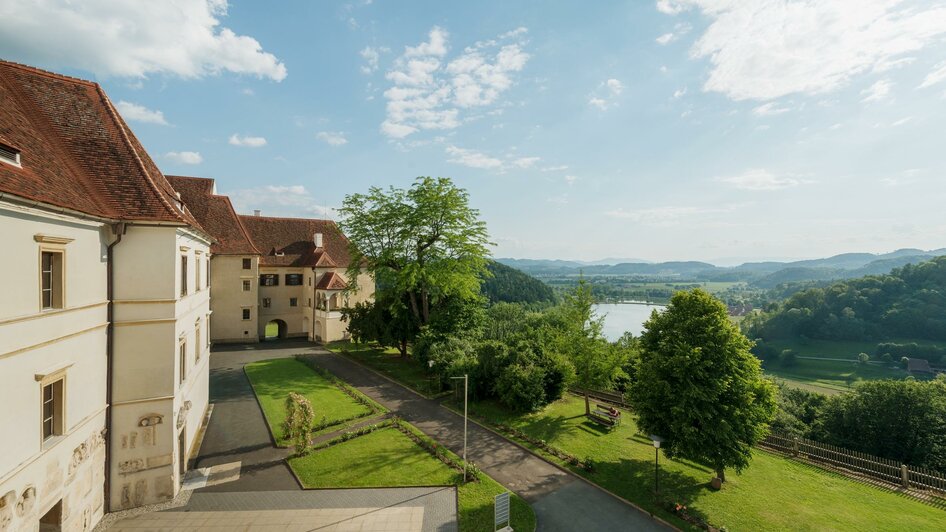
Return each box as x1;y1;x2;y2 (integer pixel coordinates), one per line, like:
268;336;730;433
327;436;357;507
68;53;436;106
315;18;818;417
327;340;438;395
465;394;946;531
289;426;536;532
245;358;373;446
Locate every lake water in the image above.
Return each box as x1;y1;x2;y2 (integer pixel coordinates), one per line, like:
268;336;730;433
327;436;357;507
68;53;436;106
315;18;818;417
594;302;667;341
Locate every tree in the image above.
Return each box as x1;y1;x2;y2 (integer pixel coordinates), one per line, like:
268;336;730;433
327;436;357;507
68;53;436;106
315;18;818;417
629;289;777;483
340;177;491;349
857;352;870;365
562;278;627;414
815;377;946;470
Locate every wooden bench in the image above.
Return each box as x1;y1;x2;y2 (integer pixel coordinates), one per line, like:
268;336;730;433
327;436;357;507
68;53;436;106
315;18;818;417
588;410;616;426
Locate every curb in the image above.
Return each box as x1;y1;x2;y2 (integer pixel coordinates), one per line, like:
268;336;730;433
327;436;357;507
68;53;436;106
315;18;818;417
439;402;681;532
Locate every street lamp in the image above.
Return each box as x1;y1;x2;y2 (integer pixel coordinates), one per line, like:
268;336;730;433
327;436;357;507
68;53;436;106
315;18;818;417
428;359;435;396
451;374;469;482
649;435;664;504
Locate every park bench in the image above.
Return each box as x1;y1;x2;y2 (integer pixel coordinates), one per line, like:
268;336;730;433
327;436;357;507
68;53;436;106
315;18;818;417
588;404;621;427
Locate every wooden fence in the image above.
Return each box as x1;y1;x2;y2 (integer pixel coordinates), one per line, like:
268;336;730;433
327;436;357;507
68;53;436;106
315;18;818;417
569;387;628;407
760;431;946;495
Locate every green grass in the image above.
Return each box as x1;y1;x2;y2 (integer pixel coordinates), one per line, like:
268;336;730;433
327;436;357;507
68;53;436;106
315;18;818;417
766;337;943;360
264;321;278;337
244;358;374;446
462;394;946;531
763;358;908;395
289;425;536;532
327;340;439;396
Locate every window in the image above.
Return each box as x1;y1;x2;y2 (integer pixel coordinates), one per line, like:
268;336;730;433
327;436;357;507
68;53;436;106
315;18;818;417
242;308;251;320
195;320;201;362
0;142;20;167
179;340;187;384
205;257;210;288
242;280;251;291
259;274;278;286
195;254;202;290
286;274;303;286
180;255;188;296
308;298;312;307
262;298;271;308
289;298;298;307
42;379;64;441
308;276;312;287
40;251;64;309
207;314;212;347
242;258;252;269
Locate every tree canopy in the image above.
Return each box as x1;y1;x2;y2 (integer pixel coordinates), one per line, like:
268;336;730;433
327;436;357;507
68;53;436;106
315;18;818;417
481;261;556;305
339;177;492;354
629;289;777;481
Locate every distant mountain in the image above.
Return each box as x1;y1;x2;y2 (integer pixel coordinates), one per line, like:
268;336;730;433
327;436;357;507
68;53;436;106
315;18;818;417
499;248;946;286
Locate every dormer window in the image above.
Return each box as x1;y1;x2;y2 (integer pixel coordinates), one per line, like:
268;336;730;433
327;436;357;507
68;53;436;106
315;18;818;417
0;143;21;167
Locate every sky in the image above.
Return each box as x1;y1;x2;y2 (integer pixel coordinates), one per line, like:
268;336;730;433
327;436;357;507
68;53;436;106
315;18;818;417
2;0;946;264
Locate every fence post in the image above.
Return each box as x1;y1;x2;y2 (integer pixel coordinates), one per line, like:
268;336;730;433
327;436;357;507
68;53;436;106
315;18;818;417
792;437;799;457
901;464;910;489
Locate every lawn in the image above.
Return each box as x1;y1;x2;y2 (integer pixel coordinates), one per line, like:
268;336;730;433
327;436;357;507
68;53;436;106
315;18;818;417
462;394;946;531
244;358;376;446
289;425;536;532
264;321;278;337
762;358;908;395
327;340;439;396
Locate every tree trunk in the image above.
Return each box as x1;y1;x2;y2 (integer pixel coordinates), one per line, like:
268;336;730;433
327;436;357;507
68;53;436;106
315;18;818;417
408;291;422;323
399;338;408;358
584;392;591;415
421;288;430;325
715;467;726;483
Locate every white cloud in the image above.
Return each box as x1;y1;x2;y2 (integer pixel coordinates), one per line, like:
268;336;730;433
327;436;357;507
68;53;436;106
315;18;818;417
564;175;578;185
116;101;168;125
229;134;267;148
445;146;541;172
861;79;892;102
0;0;286;81
672;87;687;99
446;146;503;170
918;61;946;88
316;131;348;146
227;184;339;219
541;165;569;172
716;168;800;191
588;78;624;110
241;88;255;96
752;102;789;116
656;33;675;45
662;1;946;101
360;46;381;74
891;116;912;127
165;151;203;165
655;22;691;45
381;26;530;138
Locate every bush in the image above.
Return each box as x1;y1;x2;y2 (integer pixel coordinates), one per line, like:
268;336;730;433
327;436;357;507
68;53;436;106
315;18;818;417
900;356;910;369
857;353;870;365
495;363;547;412
880;353;893;364
283;392;315;455
779;349;797;367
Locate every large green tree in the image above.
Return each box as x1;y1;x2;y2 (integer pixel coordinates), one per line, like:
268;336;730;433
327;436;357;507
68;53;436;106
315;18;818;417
629;289;777;482
340;177;491;355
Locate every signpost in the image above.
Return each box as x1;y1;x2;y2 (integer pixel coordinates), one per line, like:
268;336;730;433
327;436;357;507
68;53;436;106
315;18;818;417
494;491;512;531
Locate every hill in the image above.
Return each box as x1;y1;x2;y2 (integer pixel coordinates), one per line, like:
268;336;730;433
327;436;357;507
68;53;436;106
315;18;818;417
745;256;946;348
481;261;556;304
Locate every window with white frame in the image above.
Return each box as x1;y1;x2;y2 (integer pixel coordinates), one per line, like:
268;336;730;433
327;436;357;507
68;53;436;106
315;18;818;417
40;250;64;310
195;319;201;361
42;379;64;441
179;339;187;384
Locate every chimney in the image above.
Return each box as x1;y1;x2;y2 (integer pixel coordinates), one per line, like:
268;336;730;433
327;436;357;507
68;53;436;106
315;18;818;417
314;233;323;248
253;209;261;217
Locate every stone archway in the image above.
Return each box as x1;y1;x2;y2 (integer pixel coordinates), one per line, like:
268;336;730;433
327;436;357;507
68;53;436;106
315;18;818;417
264;319;288;340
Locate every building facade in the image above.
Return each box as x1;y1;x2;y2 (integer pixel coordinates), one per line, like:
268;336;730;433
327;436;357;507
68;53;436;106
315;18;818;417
0;61;211;530
169;177;375;345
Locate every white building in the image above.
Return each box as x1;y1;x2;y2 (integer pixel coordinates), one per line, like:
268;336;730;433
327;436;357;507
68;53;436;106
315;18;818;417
0;60;211;531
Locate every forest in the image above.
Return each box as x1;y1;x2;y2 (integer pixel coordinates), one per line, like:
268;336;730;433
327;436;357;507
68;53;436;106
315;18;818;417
745;257;946;345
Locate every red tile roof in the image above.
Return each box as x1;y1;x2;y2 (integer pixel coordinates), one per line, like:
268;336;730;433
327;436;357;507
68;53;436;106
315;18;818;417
315;271;348;290
0;60;204;232
238;215;352;268
166;175;261;255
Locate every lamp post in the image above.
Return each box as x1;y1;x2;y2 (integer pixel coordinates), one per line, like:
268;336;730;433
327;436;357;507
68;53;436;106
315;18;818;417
428;359;435;396
451;374;469;482
649;435;664;506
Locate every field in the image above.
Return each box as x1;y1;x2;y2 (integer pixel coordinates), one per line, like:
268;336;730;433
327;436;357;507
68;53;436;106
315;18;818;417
287;419;536;531
244;358;375;446
760;338;915;395
460;394;946;531
327;340;440;395
264;321;278;337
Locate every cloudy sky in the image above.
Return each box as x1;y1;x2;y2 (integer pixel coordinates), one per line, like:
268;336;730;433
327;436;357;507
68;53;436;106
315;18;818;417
2;0;946;263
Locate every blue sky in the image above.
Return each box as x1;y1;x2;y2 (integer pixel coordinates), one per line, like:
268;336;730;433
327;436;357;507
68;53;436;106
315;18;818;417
3;1;946;263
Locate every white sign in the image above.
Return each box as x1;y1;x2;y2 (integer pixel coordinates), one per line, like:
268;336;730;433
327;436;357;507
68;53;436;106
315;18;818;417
494;491;512;531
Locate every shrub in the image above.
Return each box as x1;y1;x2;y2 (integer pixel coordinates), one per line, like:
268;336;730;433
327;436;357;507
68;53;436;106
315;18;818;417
857;353;870;365
283;392;315;455
495;363;547;412
779;349;797;367
880;353;893;364
900;356;910;369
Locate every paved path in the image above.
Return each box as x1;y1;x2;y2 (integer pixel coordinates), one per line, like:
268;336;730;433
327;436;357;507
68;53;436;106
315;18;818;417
302;348;672;532
106;341;458;532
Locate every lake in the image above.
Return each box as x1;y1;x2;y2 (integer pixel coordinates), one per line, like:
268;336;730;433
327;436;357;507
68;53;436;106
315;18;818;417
594;302;666;341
